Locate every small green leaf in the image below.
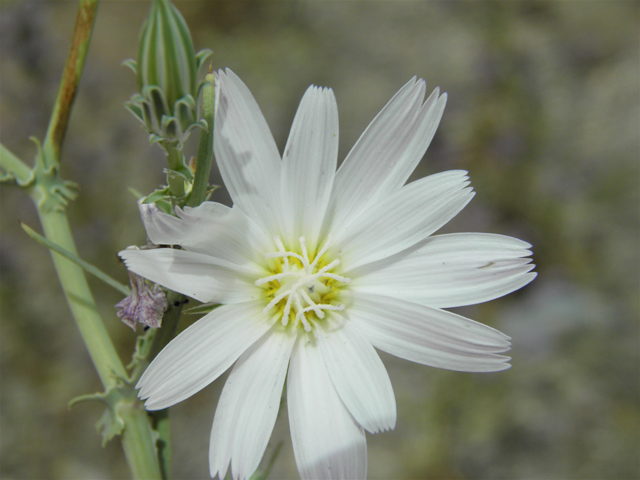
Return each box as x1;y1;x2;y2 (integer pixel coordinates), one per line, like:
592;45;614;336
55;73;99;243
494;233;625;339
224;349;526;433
124;100;145;123
95;407;126;446
195;48;214;70
141;100;157;132
148;133;164;145
161;115;179;140
69;384;133;447
121;58;138;76
142;186;172;204
21;222;131;295
175;96;196;132
128;188;144;200
144;86;171;126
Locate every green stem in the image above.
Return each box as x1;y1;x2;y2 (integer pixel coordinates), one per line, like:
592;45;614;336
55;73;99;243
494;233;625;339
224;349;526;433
140;73;217;477
119;400;163;480
23;0;163;477
189;72;216;207
21;222;131;296
148;290;187;360
141;290;186;480
43;0;99;166
161;141;186;198
150;409;171;480
37;209;127;385
0;143;32;184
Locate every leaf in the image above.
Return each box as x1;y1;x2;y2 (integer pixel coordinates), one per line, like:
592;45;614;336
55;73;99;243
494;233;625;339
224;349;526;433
95;407;126;446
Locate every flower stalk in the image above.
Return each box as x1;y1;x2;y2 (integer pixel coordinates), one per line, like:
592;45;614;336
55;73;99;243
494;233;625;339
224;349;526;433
43;0;99;164
160;140;188;198
1;0;166;478
20;222;131;296
189;71;216;207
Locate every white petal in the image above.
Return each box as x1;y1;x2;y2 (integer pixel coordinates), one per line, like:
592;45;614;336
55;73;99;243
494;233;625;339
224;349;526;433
281;86;338;252
139;201;272;268
209;324;296;480
324;78;446;236
137;300;273;410
346;291;512;372
288;335;367;480
317;316;396;434
214;69;285;237
119;248;260;304
336;170;474;271
352;233;537;308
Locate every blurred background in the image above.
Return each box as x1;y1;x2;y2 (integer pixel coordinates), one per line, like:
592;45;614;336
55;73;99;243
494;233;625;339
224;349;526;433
1;1;638;479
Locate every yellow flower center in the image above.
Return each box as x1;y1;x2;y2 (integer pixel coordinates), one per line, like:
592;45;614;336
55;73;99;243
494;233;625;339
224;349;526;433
255;235;351;332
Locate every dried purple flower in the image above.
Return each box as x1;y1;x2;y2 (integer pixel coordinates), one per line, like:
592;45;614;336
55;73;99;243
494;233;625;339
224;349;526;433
116;270;167;330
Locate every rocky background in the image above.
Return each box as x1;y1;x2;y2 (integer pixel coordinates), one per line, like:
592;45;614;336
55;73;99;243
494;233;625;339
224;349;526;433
1;1;638;479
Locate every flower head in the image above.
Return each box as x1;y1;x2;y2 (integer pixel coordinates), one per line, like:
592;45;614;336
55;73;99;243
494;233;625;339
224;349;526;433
119;69;536;480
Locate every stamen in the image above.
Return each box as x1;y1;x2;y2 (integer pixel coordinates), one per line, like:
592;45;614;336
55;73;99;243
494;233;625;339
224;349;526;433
255;271;293;286
255;235;351;333
266;251;305;263
263;288;293;314
300;290;324;318
298;315;312;332
317;258;341;275
282;289;295;326
310;235;333;268
319;272;351;284
315;259;351;284
274;236;290;270
299;237;310;266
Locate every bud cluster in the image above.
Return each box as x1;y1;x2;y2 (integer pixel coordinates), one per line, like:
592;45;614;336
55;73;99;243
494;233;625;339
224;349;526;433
124;0;212;147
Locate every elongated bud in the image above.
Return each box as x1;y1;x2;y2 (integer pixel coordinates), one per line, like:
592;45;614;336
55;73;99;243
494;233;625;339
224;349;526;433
137;0;197;107
124;0;212;146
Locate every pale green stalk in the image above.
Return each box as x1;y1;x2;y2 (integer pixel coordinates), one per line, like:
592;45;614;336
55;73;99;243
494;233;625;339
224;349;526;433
20;222;131;296
189;72;215;207
1;1;163;478
1;3;219;478
143;71;217;476
161;140;187;197
0;144;31;182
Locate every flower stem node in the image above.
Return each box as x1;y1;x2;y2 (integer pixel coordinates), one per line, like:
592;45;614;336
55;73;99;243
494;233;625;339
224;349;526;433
69;382;132;446
18;137;80;213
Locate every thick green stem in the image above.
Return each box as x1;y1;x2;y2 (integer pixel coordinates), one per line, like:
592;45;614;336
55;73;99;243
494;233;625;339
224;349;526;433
38;209;127;384
0;143;32;183
150;408;171;480
21;222;131;296
16;0;164;477
119;400;163;480
35;210;162;480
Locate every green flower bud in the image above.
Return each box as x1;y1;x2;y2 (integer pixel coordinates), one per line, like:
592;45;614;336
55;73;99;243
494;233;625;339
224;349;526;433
124;0;212;146
137;0;196;108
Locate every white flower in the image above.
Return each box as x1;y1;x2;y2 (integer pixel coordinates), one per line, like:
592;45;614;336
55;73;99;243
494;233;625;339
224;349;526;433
119;69;536;480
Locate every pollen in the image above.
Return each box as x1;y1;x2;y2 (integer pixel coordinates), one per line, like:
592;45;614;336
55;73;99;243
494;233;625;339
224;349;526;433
255;235;351;332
